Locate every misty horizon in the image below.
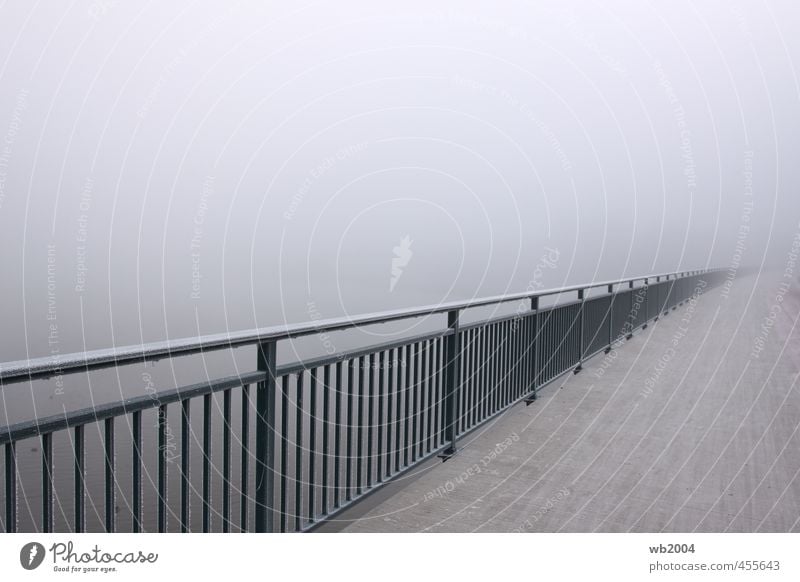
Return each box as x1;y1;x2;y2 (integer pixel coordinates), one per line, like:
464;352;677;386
1;1;799;363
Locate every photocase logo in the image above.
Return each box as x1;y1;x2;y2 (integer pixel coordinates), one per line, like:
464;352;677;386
20;542;46;570
390;235;413;292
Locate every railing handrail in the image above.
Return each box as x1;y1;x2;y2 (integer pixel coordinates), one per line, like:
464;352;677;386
0;268;718;384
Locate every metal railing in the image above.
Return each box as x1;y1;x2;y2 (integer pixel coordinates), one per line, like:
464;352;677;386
0;269;724;532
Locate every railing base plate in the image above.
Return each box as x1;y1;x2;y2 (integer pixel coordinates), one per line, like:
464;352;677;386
438;449;457;462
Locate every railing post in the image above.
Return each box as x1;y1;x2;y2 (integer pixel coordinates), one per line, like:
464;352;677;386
626;280;634;340
255;340;277;532
4;444;16;533
654;276;660;321
605;284;613;353
642;278;649;329
525;296;540;403
574;289;585;373
441;309;461;458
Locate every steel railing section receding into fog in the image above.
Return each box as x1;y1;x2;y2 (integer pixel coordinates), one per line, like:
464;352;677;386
0;269;724;533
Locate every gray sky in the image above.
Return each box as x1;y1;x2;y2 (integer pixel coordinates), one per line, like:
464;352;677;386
1;0;799;360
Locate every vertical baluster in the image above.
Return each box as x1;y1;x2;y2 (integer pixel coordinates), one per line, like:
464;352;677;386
554;308;560;376
478;327;487;421
426;340;434;453
504;321;512;406
432;338;440;442
457;331;464;428
520;315;529;399
75;424;86;533
565;307;570;372
222;389;231;533
511;319;517;402
5;443;16;533
240;384;250;532
607;284;614;349
377;351;385;482
520;316;529;400
41;433;53;533
397;345;405;469
495;323;502;411
180;400;190;533
322;364;331;516
334;362;343;510
104;418;116;532
548;309;554;378
308;369;317;521
562;307;568;374
513;318;520;400
505;320;513;403
569;306;574;368
495;323;502;413
475;328;482;421
533;309;547;388
542;307;558;384
550;309;555;381
433;338;442;445
280;377;289;532
131;414;140;533
514;315;530;400
569;305;575;368
503;321;510;406
552;307;564;377
454;331;463;434
536;309;553;390
508;320;516;403
489;323;500;414
346;359;355;500
627;282;635;339
469;327;481;428
202;394;211;532
478;327;485;420
504;321;511;403
543;309;551;384
404;344;413;467
295;372;304;531
510;319;517;408
467;328;476;428
516;316;525;400
575;290;585;372
532;298;540;398
412;343;421;462
356;357;365;494
387;348;396;478
158;404;168;533
367;353;375;487
437;337;445;441
418;341;428;459
557;308;564;375
492;324;499;414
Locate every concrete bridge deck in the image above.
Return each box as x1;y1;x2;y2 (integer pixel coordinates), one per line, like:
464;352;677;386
337;272;800;532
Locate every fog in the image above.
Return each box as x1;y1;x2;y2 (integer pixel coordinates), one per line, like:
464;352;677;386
1;0;800;363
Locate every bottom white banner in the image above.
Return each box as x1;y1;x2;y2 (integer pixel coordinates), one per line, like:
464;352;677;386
0;533;796;581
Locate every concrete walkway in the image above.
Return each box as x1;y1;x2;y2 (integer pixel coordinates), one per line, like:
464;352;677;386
342;272;800;532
